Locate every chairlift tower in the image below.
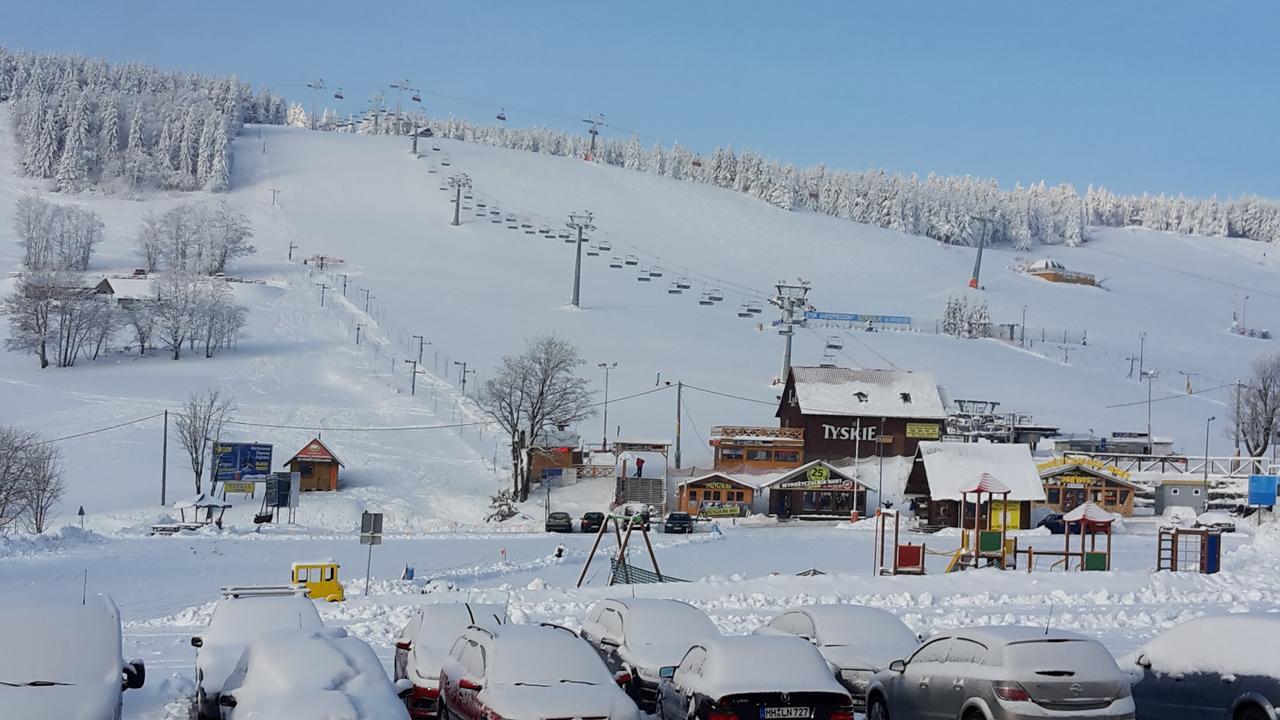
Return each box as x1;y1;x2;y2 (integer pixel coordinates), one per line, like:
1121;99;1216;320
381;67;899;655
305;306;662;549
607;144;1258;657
968;215;995;289
769;279;813;383
582;113;606;161
567;211;596;307
448;173;472;226
305;78;326;131
389;79;415;135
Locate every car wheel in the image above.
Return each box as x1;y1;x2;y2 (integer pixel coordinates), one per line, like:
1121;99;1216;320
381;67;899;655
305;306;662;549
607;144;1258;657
867;695;891;720
962;709;985;720
1235;704;1268;720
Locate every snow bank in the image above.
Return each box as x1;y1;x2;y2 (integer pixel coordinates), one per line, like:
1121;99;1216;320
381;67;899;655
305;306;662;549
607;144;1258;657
0;525;104;557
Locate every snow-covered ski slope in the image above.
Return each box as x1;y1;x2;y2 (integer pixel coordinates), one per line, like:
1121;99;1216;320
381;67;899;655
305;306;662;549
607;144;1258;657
239;124;1280;466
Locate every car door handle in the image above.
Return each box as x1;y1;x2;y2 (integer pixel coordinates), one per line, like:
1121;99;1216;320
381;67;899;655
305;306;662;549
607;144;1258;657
952;682;965;691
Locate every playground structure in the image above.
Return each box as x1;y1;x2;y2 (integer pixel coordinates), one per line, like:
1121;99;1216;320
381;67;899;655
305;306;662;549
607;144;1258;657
149;494;231;536
1157;526;1222;574
875;510;926;575
1020;502;1114;572
576;510;665;587
945;474;1016;572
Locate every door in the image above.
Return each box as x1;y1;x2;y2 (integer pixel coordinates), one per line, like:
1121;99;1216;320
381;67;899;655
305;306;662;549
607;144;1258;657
452;640;487;720
1132;669;1184;720
898;639;951;720
663;647;705;720
942;639;988;716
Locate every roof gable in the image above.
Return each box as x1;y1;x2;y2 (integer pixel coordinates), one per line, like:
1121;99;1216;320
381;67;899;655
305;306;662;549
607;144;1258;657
916;442;1046;502
759;459;868;490
287;438;345;467
784;366;946;419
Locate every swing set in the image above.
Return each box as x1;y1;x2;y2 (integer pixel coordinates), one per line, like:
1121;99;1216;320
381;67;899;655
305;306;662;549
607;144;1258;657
576;509;665;587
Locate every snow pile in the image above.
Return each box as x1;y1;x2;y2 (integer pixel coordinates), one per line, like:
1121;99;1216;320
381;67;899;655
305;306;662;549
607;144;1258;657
0;525;104;557
1134;613;1280;678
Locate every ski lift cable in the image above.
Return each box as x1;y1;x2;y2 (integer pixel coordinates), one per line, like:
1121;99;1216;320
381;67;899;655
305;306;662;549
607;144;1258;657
682;384;776;406
37;412;166;444
838;327;899;369
1103;382;1233;409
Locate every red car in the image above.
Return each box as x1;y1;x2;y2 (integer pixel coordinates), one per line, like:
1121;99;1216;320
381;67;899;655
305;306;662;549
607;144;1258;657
394;603;507;719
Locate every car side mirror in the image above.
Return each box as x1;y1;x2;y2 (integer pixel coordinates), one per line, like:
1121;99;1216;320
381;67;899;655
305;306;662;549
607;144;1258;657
394;678;414;698
458;678;483;692
395;640;412;651
889;659;907;673
190;636;203;648
122;660;145;690
1136;654;1151;669
659;666;676;680
218;694;237;708
614;670;632;685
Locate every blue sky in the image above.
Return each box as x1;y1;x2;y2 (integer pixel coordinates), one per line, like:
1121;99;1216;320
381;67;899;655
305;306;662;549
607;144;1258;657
2;1;1276;198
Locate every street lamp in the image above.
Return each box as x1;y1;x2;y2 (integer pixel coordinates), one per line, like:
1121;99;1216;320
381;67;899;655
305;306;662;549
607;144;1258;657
1142;369;1159;455
598;362;617;451
454;361;474;395
1204;416;1216;506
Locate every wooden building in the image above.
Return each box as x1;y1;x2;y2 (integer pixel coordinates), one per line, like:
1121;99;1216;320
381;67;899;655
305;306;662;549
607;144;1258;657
709;425;804;472
777;366;946;462
286;438;345;492
675;472;757;517
1037;457;1140;517
759;460;868;520
905;441;1045;529
527;425;585;486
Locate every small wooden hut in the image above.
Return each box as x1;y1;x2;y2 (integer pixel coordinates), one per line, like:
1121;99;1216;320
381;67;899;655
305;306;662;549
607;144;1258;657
286;438;344;492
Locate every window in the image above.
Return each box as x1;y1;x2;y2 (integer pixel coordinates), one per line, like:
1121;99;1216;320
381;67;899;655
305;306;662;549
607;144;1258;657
946;638;987;664
1118;490;1130;504
771;613;815;639
721;447;744;461
910;639;952;664
733;491;744;501
688;490;698;502
1192;488;1201;496
747;449;771;461
711;491;721;501
1170;488;1180;496
299;462;315;478
677;647;707;680
900;392;912;404
600;608;625;639
1047;487;1061;504
775;450;800;463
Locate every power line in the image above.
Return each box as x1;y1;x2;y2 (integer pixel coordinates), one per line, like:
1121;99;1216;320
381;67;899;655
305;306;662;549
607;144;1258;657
218;418;489;432
681;397;708;450
1104;382;1233;409
588;384;674;408
683;384;776;406
38;413;164;444
1087;246;1280;301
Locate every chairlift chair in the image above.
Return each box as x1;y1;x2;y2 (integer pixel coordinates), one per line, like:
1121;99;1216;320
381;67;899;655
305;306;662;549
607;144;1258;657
598;240;612;252
586;245;600;257
440;159;452;167
489;208;501;217
476;201;487;209
692;156;703;168
427;167;438;174
563;233;577;244
675;277;692;290
636;271;652;282
557;230;571;240
463;191;474;200
778;326;794;336
333;89;345;100
462;203;472;210
668;282;684;294
496;108;507;122
539;225;552;235
746;300;763;314
490;215;503;224
737;305;753;318
475;209;487;218
649;267;663;278
609;257;624;269
623;254;639;266
825;335;844;350
506;215;519;229
698;293;715;306
707;288;724;302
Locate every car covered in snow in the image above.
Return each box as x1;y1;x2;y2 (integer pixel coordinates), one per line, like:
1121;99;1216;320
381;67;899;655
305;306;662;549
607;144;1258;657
394;603;508;718
866;626;1134;720
192;588;323;719
656;635;854;720
1193;510;1238;533
581;598;719;711
0;596;145;720
1129;613;1280;720
755;604;919;709
438;623;639;720
216;626;411;719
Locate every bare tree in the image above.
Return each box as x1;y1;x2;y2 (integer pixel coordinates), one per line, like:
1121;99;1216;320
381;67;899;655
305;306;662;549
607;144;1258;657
1231;352;1280;457
22;443;63;534
2;272;57;368
153;272;198;360
0;426;37;531
174;390;234;494
477;335;594;502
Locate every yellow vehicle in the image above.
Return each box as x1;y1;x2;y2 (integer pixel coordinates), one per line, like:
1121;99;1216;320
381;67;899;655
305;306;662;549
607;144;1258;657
290;560;345;602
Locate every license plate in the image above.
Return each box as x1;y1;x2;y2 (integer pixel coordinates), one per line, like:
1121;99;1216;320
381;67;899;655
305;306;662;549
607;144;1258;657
763;708;812;719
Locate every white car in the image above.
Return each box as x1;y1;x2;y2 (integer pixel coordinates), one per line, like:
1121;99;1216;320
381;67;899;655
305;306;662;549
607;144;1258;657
755;604;919;708
580;598;719;712
0;596;145;720
192;588;323;719
216;627;411;719
656;635;854;720
394;603;508;718
438;623;640;720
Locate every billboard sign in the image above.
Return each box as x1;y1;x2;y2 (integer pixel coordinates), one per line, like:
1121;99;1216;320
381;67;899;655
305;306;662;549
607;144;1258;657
1248;475;1278;507
213;442;273;483
804;311;912;325
265;471;300;508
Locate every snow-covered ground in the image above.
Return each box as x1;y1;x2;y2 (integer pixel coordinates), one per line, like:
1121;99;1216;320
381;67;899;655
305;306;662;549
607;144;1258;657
3;115;1280;719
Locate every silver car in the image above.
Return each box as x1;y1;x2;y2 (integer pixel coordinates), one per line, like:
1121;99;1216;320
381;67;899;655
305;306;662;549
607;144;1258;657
866;626;1134;720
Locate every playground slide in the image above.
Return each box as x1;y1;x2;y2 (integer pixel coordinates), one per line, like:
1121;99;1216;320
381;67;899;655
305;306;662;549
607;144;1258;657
944;549;966;573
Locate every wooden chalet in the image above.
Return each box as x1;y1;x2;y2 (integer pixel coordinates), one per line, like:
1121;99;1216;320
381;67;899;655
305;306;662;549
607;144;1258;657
709;425;804;472
906;441;1045;529
758;459;869;520
1037;456;1141;517
675;472;757;518
286;438;345;492
777;366;946;462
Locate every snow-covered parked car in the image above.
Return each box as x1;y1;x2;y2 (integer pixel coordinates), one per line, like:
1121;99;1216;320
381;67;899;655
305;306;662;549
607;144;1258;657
656;635;854;720
755;604;919;709
394;603;508;718
216;627;411;719
192;587;323;719
581;598;719;711
1129;613;1280;720
866;626;1134;720
438;623;640;720
1194;510;1238;532
0;596;145;720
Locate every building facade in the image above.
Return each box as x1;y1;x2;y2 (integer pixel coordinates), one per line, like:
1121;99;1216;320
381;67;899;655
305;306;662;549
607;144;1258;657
1036;457;1140;517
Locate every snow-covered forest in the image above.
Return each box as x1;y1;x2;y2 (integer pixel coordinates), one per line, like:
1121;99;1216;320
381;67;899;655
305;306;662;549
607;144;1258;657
312;106;1279;248
0;47;287;192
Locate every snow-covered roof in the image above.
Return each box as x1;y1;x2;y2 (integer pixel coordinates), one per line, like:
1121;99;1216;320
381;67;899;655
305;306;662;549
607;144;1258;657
1135;613;1280;678
1062;502;1115;524
787;366;946;419
799;605;917;648
97;277;158;300
676;472;759;490
602;598;718;643
1027;258;1066;271
199;594;324;696
916;442;1046;502
287;438;345;467
487;625;614;686
757;459;868;490
688;636;849;697
174;493;231;509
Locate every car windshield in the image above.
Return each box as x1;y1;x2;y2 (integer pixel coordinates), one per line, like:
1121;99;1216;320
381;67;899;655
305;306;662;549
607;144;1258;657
669;513;689;520
627;603;717;643
490;633;612;686
207;597;322;646
549;513;569;520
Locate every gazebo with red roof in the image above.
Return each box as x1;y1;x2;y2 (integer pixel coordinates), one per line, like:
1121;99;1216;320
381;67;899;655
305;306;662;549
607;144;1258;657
287;438;345;491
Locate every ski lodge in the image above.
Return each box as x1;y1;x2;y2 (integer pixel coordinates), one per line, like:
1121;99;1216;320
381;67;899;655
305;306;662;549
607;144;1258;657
776;366;947;462
286;438;345;492
905;441;1045;528
1036;456;1141;517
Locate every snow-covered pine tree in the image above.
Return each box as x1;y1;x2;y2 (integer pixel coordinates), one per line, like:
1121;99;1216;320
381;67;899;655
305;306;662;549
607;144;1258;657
55;94;92;191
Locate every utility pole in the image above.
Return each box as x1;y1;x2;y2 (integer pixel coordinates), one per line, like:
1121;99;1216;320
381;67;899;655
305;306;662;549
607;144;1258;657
161;410;168;506
317;283;329;307
339;274;349;297
362;288;374;314
306;78;326;131
769;279;812;384
1138;332;1146;379
356;323;364;345
1204;415;1216;501
449;174;472;226
405;359;418;395
413;335;427;364
581;113;606;161
288;242;297;261
566;211;596;308
968;216;993;289
1143;370;1158;455
1125;355;1139;379
1020;305;1027;348
675;381;683;469
598;362;617;451
454;361;474;395
1178;370;1198;394
269;188;280;206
